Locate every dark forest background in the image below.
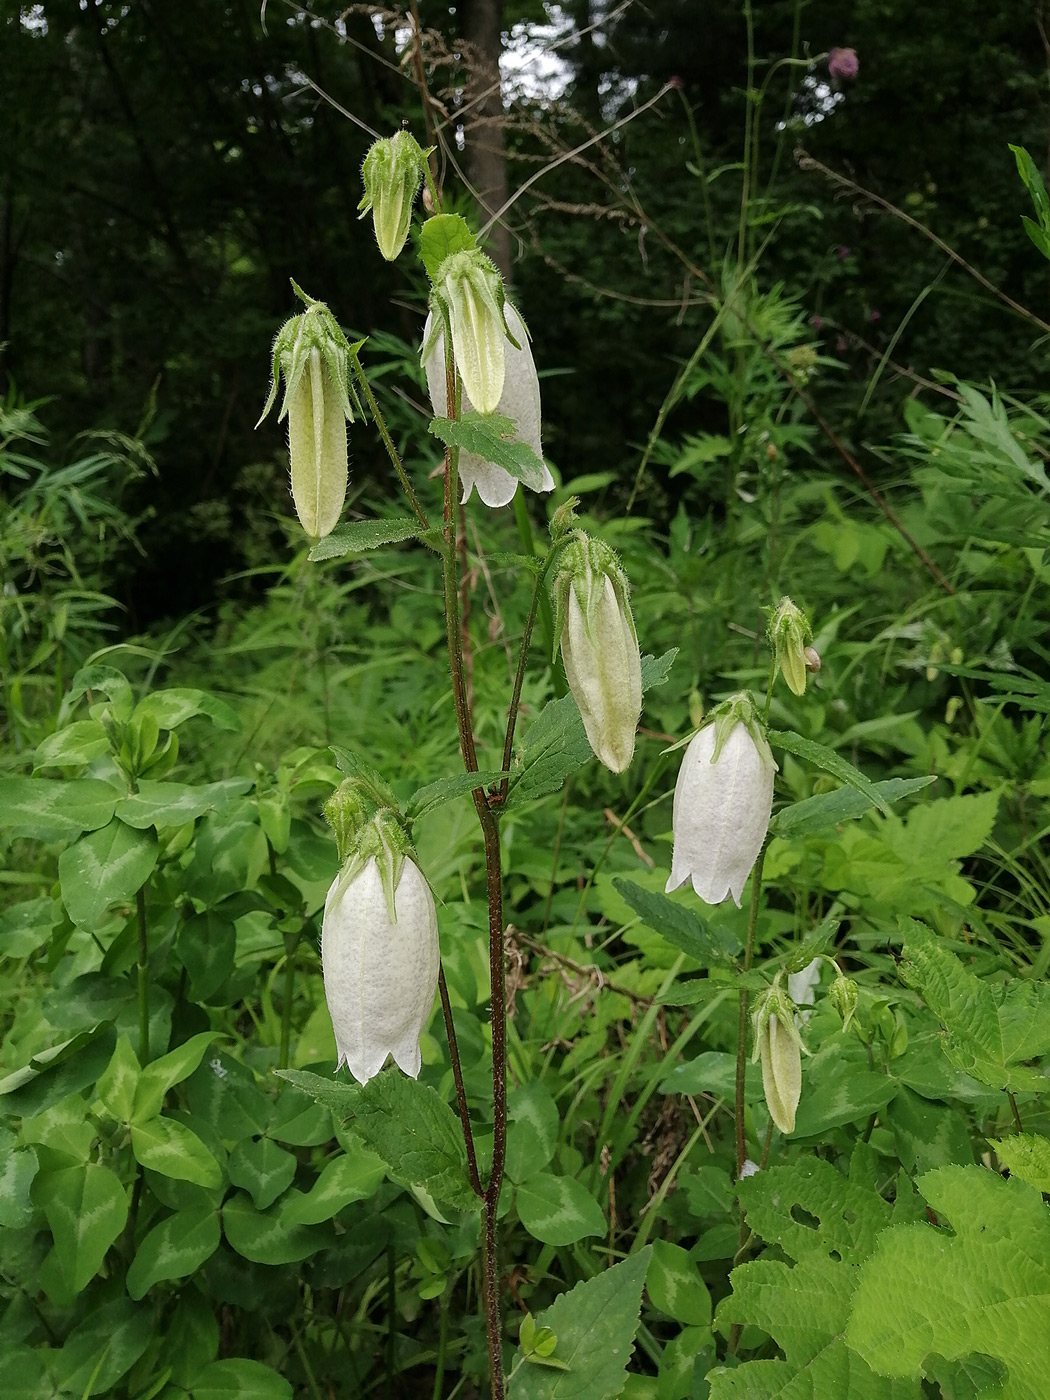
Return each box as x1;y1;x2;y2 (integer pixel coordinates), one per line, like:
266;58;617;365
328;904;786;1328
3;0;1048;628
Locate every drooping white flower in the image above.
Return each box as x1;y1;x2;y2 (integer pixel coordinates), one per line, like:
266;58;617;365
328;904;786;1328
321;813;439;1085
423;303;554;507
666;695;776;906
788;956;822;1023
552;533;642;774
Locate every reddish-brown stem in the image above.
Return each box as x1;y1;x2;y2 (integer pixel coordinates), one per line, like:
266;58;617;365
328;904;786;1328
438;964;484;1199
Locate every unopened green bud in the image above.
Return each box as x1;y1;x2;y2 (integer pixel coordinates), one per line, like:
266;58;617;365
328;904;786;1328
751;981;808;1135
323;780;370;865
549;496;580;542
769;597;813;697
829;974;859;1033
358;130;430;261
257;283;361;540
551;533;642;774
425;249;511;414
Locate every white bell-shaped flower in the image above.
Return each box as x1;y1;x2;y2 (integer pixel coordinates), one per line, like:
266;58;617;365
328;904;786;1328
666;695;776;906
321;818;439;1085
423;303;554;508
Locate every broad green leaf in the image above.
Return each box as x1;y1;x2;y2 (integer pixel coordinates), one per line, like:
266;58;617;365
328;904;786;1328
0;1024;117;1115
846;1165;1050;1399
792;1040;896;1138
115;777;251;829
899;918;1050;1092
430;413;547;490
60;665;134;724
184;800;267;905
130;1116;223;1187
0;1346;52;1400
55;1297;152;1396
886;1085;973;1173
227;1137;298;1210
516;1172;606;1245
613;879;737;966
222;1191;327;1265
133;1031;221;1122
126;1200;221;1299
0;777;118;840
165;1287;220;1387
33;720;111;769
133;687;240;732
186;1052;272;1142
176;911;237;1002
658;1050;762;1101
275;1069;475;1210
418;212;477;282
404;768;509;822
739;1158;892;1264
766;731;888;813
0;1146;39;1228
190;1359;292;1400
506;1080;560;1184
647;1240;712;1326
0;895;58;957
508;650;676;806
509;1249;651;1400
885;792;1000;877
96;1034;142;1122
21;1092;94;1162
58;819;158;928
33;1162;129;1291
280;1148;386;1225
990;1133;1050;1193
771;776;935;839
308;516;425;562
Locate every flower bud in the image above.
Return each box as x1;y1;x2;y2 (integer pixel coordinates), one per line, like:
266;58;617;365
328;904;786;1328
666;693;776;906
752;982;806;1135
426;249;510;414
551;534;642;774
829;973;859;1033
769;597;813;697
358;130;429;262
321;812;439;1085
422;301;554;507
257;285;360;540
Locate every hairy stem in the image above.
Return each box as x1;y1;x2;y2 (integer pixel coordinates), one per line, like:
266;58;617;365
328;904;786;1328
438;963;484;1198
735;844;767;1176
136;887;150;1063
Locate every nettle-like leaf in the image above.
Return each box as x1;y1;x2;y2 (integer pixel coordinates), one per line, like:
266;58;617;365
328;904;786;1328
429;413;547;490
846;1165;1050;1399
991;1132;1050;1192
899;918;1050;1092
709;1159;920;1400
307;516;426;562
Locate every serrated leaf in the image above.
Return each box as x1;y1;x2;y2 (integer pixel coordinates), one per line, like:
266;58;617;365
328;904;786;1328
613;878;737;966
899;918;1050;1092
516;1172;606;1245
418;212;477;283
739;1158;893;1264
846;1165;1050;1399
0;777;119;840
767;731;888;813
274;1068;476;1211
33;1162;129;1292
307;517;425;562
58;818;158;928
130;1116;223;1187
771;776;935;839
116;777;251;829
991;1133;1050;1192
429;413;547;490
404;769;509;822
509;1249;651;1400
126;1199;221;1298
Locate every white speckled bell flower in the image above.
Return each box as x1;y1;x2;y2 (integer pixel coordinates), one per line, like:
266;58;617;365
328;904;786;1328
666;694;776;906
552;533;642;774
423;302;554;507
321;827;439;1085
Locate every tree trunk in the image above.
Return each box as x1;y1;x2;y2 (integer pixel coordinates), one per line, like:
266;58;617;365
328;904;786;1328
459;0;510;278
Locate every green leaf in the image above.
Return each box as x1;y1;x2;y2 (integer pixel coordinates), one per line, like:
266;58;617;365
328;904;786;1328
508;650;676;806
792;1041;896;1137
115;777;251;829
280;1148;386;1225
516;1172;606;1246
222;1191;327;1265
508;1249;651;1400
133;687;241;732
328;745;398;808
58;819;158;928
126;1199;221;1298
658;1050;762;1100
60;665;134;724
771;776;935;839
990;1133;1050;1192
307;516;425;562
96;1035;142;1122
0;1146;39;1228
0;777;119;840
130;1116;223;1187
133;1031;221;1122
274;1068;476;1211
227;1137;298;1210
613;879;737;966
886;1085;973;1173
506;1080;560;1184
846;1165;1050;1399
418;212;477;282
188;1358;293;1400
56;1297;152;1397
739;1158;893;1264
430;414;547;490
899;918;1050;1092
33;1162;129;1291
647;1240;712;1326
177;911;237;1002
404;769;509;822
767;731;889;813
33;720;111;769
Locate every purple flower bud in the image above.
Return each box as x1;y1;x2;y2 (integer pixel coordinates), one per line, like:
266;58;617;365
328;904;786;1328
828;46;859;82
